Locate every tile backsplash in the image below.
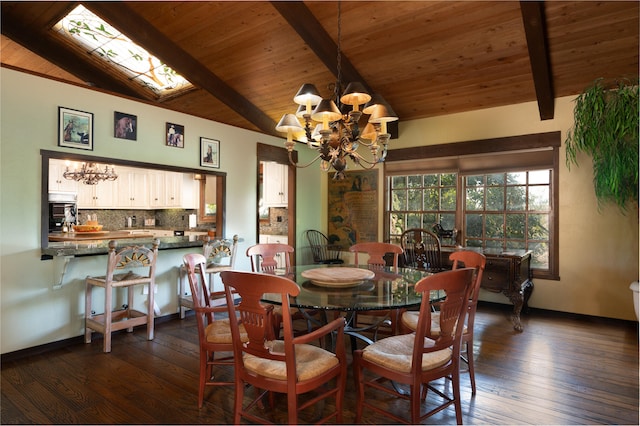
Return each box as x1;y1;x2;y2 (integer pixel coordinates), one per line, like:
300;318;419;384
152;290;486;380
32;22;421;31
77;208;206;231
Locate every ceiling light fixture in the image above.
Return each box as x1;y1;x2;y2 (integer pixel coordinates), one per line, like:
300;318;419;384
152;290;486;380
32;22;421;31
276;2;398;180
63;162;118;185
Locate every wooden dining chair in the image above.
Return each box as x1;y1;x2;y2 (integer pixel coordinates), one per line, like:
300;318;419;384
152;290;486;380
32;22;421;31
400;228;443;271
349;242;404;336
221;270;347;424
305;229;344;264
85;239;159;353
246;242;293;272
178;235;239;319
183;253;248;408
401;250;486;395
353;267;476;425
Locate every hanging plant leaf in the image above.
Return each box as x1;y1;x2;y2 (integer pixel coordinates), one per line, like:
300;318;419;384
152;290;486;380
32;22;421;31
565;78;639;212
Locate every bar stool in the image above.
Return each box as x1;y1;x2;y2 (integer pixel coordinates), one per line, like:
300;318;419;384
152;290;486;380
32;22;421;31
85;239;160;353
178;235;238;319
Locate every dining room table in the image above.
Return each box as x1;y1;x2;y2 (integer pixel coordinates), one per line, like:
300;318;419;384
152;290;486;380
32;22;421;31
261;263;443;346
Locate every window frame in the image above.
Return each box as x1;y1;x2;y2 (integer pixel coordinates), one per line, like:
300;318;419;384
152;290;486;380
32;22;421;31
384;132;560;280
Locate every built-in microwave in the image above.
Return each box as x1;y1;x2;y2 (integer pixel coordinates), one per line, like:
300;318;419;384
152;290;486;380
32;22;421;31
48;191;77;231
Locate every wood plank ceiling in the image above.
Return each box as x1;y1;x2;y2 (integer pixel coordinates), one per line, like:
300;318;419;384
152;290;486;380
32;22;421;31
1;1;638;139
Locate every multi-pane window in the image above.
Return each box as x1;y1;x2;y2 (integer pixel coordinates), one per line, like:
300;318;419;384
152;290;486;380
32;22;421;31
387;169;553;274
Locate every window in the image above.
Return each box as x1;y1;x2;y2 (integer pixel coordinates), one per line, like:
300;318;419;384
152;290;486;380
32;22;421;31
385;132;560;280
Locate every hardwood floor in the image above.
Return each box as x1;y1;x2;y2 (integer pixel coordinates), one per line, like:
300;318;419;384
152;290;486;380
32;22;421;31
2;303;638;424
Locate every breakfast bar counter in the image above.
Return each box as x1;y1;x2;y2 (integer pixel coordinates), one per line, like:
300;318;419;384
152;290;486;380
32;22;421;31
42;234;206;258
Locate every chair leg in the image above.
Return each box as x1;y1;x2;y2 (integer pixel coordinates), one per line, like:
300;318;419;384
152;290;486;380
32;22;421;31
353;354;364;423
84;279;92;344
147;282;155;340
104;283;113;353
127;286;134;332
179;266;187;319
465;338;476;395
198;349;207;408
453;371;463;425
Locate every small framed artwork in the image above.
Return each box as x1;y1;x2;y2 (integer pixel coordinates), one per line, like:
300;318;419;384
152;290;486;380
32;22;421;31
166;122;185;148
58;106;93;150
114;111;137;140
200;137;220;168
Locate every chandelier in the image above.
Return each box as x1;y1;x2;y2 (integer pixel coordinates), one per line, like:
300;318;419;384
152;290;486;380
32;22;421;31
275;3;398;180
63;162;118;185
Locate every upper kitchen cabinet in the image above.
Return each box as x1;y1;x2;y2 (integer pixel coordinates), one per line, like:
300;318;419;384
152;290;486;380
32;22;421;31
117;166;148;208
48;159;79;193
148;170;198;209
77;179;117;208
262;161;288;207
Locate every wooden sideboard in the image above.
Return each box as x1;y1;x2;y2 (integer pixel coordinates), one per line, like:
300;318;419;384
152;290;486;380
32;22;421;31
441;247;534;332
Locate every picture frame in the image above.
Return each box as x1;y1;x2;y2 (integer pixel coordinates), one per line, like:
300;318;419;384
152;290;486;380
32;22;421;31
200;137;220;168
58;106;93;150
114;111;137;140
166;122;184;148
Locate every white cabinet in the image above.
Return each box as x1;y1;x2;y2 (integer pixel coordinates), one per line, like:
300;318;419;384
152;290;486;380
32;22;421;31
117;167;148;208
181;173;199;209
148;171;165;208
48;159;79;193
164;171;183;207
77;179;117;208
262;162;288;207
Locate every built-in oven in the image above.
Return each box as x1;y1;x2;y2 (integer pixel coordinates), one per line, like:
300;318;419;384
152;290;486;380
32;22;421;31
49;191;78;232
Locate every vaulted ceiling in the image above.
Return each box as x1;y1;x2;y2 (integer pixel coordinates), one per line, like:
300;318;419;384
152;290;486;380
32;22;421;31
2;1;638;139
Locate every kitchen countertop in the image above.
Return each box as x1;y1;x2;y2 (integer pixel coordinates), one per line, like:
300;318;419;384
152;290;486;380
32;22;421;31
48;231;154;242
42;235;208;258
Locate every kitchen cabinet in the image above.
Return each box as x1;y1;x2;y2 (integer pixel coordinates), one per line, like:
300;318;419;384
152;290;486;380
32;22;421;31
164;171;183;207
148;171;165;208
48;159;79;193
262;162;288;207
77;179;117;208
117;167;148;208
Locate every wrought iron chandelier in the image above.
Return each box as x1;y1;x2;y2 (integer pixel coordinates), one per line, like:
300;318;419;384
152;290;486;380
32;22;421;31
63;162;118;185
275;3;398;180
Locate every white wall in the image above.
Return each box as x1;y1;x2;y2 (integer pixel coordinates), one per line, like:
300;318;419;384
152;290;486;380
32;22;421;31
1;68;638;354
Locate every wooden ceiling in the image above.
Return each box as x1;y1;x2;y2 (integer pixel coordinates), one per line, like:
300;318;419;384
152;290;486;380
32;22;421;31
2;1;638;138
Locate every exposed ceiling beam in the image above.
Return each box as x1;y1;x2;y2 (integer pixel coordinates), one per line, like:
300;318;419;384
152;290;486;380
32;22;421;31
271;1;372;93
87;2;278;136
520;1;555;120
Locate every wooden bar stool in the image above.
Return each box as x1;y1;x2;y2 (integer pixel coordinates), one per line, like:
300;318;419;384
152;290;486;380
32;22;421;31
178;235;238;319
85;239;160;353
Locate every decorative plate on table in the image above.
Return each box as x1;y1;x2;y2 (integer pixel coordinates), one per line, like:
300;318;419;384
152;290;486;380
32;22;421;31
301;267;375;288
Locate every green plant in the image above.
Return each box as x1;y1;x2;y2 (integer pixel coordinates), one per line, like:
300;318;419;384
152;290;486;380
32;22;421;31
565;78;639;212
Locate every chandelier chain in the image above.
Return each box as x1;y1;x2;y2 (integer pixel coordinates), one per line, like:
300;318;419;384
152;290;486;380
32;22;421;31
335;1;342;103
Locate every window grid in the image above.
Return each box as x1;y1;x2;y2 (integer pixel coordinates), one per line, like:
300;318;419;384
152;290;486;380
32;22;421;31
387;170;551;272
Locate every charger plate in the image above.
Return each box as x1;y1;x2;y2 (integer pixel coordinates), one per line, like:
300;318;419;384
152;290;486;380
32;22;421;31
301;267;375;288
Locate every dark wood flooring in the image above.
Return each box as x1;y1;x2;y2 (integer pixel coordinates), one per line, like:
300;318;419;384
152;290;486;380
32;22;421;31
2;303;638;424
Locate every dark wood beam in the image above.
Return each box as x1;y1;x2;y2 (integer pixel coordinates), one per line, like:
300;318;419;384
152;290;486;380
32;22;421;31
87;2;278;137
520;1;555;120
271;1;372;93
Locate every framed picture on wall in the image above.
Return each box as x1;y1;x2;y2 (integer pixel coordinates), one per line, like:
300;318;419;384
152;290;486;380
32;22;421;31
166;122;184;147
114;111;137;140
58;106;93;150
200;137;220;168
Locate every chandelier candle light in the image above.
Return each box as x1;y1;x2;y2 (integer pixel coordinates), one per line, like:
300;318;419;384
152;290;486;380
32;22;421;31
63;161;118;185
275;4;398;180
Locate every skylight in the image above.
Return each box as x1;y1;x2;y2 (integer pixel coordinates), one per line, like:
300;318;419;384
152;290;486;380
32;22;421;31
54;4;191;97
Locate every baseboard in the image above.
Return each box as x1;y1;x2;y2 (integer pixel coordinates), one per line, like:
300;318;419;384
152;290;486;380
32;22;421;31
1;313;180;363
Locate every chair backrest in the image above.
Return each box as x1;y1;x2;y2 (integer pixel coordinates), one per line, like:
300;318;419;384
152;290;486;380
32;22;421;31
450;250;486;328
349;242;403;268
203;234;239;268
246;243;293;273
400;228;442;271
305;229;342;264
221;270;300;361
183;253;215;329
412;267;475;365
105;239;159;282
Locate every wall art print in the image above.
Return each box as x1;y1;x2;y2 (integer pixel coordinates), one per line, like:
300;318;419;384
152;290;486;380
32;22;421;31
114;111;137;140
327;169;378;250
200;137;220;168
166;122;184;148
58;106;93;150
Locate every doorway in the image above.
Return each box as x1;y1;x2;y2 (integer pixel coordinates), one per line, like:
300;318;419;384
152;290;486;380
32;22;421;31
256;143;297;265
